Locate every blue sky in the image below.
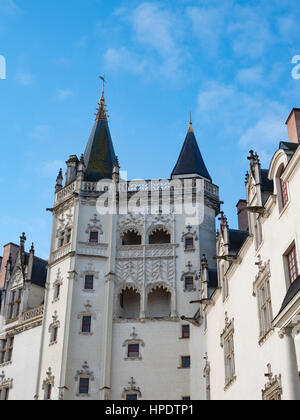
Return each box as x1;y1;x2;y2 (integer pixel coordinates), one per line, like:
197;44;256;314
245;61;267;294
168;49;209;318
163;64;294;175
0;0;300;259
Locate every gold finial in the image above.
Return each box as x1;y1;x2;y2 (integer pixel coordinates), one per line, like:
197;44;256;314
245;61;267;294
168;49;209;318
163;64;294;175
188;111;194;133
95;76;109;121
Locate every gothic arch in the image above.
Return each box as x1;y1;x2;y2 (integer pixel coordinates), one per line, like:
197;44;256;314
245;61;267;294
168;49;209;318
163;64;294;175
147;225;171;244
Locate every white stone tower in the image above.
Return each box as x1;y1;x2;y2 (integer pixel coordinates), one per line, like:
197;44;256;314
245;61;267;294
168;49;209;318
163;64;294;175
35;84;220;400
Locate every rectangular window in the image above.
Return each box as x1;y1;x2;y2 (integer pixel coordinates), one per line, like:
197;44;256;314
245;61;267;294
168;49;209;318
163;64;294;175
46;384;52;400
6;337;14;362
287;246;298;284
7;288;22;320
0;340;6;364
182;396;191;400
66;228;72;244
224;334;235;386
185;277;194;291
128;344;139;358
84;275;94;290
181;356;191;368
280;178;288;208
185;237;194;249
81;316;91;333
181;325;190;339
51;327;58;343
55;284;60;300
89;231;98;243
79;378;89;394
257;278;273;339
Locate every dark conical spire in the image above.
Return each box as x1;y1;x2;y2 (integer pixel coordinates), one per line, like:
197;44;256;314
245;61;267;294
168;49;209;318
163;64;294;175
83;77;116;182
171;118;212;181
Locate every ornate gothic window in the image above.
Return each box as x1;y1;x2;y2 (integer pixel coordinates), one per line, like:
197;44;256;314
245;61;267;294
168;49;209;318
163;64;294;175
75;362;94;398
0;337;14;366
122;229;142;245
122;377;142;400
149;228;171;244
7;288;22;321
181;262;197;292
262;364;282;400
78;302;96;335
85;214;103;244
49;311;60;345
42;368;54;401
123;328;145;360
53;269;63;303
181;225;198;252
80;268;99;293
220;314;236;390
253;258;273;344
0;372;12;400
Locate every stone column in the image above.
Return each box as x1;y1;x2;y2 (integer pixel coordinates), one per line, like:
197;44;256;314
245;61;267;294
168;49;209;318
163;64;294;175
280;326;300;400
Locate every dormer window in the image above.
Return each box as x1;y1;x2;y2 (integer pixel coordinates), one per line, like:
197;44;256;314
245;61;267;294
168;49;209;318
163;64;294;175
89;231;99;243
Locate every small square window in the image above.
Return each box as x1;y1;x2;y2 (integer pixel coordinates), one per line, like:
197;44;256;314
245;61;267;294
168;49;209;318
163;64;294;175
128;344;139;358
79;378;89;394
181;356;190;368
84;275;94;290
89;231;98;243
82;316;91;333
182;396;191;400
185;277;194;291
182;325;190;339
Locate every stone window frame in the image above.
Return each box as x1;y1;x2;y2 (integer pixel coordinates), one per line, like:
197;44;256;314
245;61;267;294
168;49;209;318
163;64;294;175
85;214;103;244
147;224;172;245
77;302;96;336
56;223;73;249
42;368;54;401
253;259;274;344
181;226;198;252
75;362;94;398
0;372;13;401
181;272;197;292
121;377;142;400
262;365;282;400
123;328;145;361
7;287;22;321
0;335;14;367
220;315;236;390
48;312;60;346
52;269;63;303
80;270;99;293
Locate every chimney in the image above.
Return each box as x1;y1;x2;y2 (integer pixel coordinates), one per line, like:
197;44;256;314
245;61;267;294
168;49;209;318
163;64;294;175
285;108;300;144
0;243;19;288
65;155;79;186
236;200;248;231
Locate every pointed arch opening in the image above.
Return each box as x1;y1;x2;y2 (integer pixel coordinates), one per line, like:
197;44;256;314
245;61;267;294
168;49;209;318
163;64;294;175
146;285;171;318
122;229;142;246
117;285;141;319
149;228;170;244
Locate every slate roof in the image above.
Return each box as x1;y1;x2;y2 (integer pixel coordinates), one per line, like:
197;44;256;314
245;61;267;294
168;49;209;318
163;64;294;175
260;169;273;193
228;229;249;254
171;128;212;181
277;275;300;315
24;253;47;288
83;117;116;182
279;141;299;152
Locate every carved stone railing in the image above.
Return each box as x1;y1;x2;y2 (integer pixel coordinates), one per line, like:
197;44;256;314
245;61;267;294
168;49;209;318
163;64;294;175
77;242;108;257
52;243;72;262
204;180;219;199
116;244;174;260
55;181;76;204
22;305;44;322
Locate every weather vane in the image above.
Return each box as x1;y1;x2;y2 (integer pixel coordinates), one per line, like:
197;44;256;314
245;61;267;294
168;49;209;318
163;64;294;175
99;75;106;98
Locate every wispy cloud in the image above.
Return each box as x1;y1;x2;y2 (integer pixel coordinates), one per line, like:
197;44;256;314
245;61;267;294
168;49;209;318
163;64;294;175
104;47;147;74
16;70;34;86
29;125;52;141
41;160;64;178
0;0;20;15
236;66;264;85
56;88;74;101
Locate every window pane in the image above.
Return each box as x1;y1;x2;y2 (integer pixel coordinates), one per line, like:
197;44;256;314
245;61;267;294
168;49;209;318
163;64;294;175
185;277;194;290
79;378;89;394
82;316;91;333
89;232;98;243
185;238;194;249
182;325;190;338
128;344;139;358
181;356;190;368
84;275;94;290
